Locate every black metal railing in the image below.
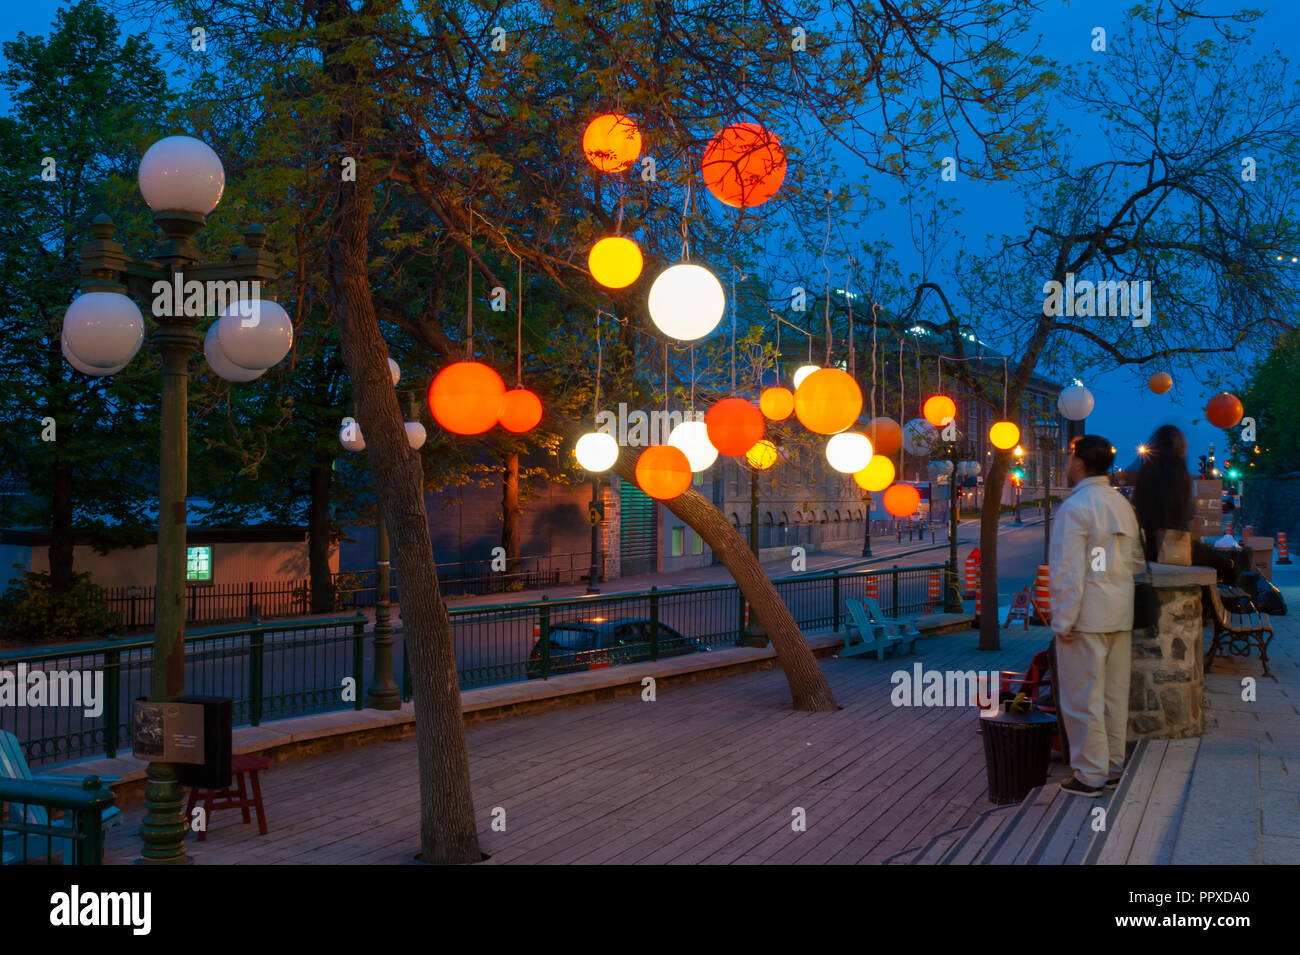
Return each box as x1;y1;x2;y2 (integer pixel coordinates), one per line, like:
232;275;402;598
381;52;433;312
4;564;949;767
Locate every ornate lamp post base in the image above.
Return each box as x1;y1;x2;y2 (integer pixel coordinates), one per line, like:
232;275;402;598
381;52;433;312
137;762;192;864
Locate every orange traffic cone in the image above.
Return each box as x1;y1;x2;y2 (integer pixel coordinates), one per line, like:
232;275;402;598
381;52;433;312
1279;532;1292;565
964;549;981;599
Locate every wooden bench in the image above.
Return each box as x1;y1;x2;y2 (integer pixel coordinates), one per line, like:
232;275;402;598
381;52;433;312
185;754;271;842
1205;584;1273;678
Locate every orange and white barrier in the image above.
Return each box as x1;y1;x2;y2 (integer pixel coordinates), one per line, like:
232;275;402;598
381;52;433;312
927;568;942;610
1279;533;1292;565
1032;564;1051;625
866;574;879;602
964;549;981;599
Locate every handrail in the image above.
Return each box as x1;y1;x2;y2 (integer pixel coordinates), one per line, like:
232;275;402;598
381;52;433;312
0;614;370;664
446;562;950;617
0;775;116;866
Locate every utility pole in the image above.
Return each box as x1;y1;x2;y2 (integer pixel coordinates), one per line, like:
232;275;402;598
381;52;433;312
944;440;962;612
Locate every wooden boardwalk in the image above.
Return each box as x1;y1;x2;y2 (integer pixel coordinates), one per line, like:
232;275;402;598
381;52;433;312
104;628;1054;865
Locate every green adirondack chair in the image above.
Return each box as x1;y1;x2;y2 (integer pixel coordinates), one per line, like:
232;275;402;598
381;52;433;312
0;729;122;864
841;598;920;660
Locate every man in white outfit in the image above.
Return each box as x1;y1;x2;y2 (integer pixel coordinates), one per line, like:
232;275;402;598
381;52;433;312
1049;435;1147;797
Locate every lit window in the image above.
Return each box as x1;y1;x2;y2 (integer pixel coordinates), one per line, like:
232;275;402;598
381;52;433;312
671;527;684;557
692;531;703;555
186;546;212;582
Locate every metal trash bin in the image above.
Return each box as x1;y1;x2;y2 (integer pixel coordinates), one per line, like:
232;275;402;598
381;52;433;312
980;709;1058;804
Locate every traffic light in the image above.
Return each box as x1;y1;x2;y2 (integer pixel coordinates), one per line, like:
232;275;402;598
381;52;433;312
1196;455;1209;478
1010;468;1025;487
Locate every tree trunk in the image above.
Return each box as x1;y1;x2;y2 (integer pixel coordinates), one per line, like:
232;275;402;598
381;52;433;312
325;31;479;861
545;414;837;711
502;450;520;578
978;451;1011;651
49;458;74;594
308;453;334;613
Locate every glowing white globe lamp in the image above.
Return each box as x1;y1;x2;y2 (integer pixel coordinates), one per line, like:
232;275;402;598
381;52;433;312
137;136;226;215
575;432;619;472
339;418;365;452
62;291;144;370
216;298;293;371
792;364;820;388
825;432;873;474
1057;383;1094;421
647;264;725;341
203;323;265;382
405;421;427;450
62;335;128;377
389;358;401;386
667;420;719;472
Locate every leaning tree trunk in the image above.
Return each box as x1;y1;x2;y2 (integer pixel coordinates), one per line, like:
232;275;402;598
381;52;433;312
546;413;837;711
326;101;480;863
307;452;334;613
978;450;1011;651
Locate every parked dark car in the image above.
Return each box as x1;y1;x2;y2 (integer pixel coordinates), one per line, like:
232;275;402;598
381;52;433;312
526;617;703;678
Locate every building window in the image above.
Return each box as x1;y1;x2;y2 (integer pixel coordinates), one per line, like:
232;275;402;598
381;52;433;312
186;546;213;583
671;526;684;557
693;471;704;486
691;530;703;555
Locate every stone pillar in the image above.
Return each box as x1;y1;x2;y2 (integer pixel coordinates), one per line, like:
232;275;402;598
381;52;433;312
1128;563;1216;740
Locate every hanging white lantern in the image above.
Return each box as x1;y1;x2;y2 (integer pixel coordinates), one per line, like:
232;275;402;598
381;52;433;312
825;432;873;474
62;292;144;370
389;358;401;386
1057;383;1094;421
902;418;936;457
647;263;725;341
792;364;820;388
405;421;427;450
575;432;619;472
137;135;226;215
667;420;718;472
204;323;265;382
216;298;293;371
339;418;365;452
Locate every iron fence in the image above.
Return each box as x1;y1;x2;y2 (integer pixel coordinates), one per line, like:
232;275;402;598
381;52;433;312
4;563;950;767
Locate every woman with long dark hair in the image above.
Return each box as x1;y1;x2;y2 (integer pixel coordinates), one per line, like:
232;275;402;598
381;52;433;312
1131;425;1193;562
1131;424;1240;579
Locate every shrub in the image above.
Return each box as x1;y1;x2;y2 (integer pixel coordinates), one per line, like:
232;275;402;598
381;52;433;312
0;569;122;643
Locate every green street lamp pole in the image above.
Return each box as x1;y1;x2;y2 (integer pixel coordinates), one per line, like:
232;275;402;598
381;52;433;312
944;440;963;613
365;505;400;709
78;214;278;865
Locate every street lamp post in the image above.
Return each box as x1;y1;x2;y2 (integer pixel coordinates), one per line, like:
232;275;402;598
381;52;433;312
944;440;963;613
1034;418;1060;565
69;137;282;864
861;493;873;557
587;478;601;594
742;467;768;645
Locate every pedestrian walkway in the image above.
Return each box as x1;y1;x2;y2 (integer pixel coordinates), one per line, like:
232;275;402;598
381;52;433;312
102;621;1049;864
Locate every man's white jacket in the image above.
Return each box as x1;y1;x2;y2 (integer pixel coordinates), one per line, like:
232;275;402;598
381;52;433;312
1048;476;1146;635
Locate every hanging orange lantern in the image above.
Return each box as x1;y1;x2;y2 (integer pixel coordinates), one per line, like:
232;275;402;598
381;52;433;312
1148;372;1173;394
853;455;895;493
746;439;778;470
883;483;920;517
759;386;795;421
866;417;903;456
989;421;1021;450
635;445;692;500
1206;393;1244;429
701;123;787;208
706;397;765;456
588;236;643;289
499;388;543;433
923;394;956;427
794;368;862;435
582;114;641;173
428;361;506;435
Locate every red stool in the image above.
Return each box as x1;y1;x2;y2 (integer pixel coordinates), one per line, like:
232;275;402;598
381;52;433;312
185;754;271;842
